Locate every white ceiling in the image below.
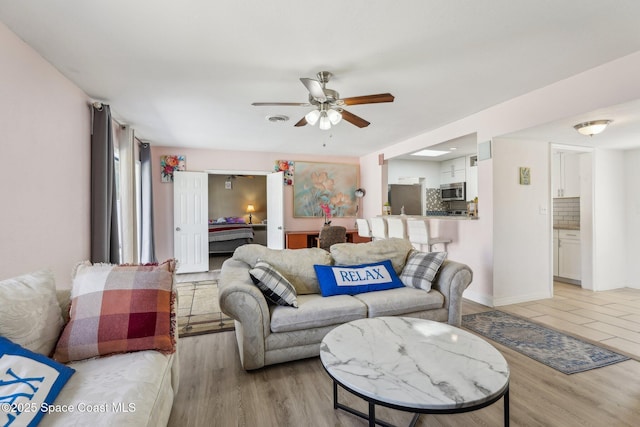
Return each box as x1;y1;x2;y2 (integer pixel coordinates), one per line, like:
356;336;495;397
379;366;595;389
2;0;640;157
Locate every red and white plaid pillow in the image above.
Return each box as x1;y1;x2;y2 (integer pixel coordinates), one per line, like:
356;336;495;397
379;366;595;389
53;260;176;363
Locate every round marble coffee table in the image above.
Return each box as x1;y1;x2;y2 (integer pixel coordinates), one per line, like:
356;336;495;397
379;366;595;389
320;317;510;427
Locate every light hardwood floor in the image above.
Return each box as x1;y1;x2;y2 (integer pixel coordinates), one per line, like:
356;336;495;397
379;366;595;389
168;283;640;427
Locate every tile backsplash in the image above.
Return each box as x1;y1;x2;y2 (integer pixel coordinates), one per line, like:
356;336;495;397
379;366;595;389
553;197;580;228
426;188;447;212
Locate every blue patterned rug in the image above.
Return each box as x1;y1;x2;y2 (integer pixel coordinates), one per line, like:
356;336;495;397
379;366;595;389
462;311;629;374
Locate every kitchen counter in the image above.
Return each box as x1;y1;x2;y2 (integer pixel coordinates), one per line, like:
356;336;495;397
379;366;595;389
554;225;580;230
386;214;479;221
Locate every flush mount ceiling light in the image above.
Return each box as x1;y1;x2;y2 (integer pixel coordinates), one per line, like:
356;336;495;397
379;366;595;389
573;120;612;136
411;149;450;157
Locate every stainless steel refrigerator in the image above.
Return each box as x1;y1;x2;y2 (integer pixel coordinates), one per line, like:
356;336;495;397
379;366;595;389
388;184;422;215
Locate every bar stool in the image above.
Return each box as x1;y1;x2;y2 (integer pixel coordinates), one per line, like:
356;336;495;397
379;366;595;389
369;217;388;240
386;217;407;239
406;219;452;252
356;218;372;239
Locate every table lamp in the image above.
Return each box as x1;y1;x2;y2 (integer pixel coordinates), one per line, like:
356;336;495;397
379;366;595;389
246;204;255;224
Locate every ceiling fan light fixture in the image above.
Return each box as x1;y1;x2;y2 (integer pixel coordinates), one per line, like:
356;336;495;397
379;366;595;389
305;109;321;126
327;108;342;125
319;112;331;130
573;120;612;136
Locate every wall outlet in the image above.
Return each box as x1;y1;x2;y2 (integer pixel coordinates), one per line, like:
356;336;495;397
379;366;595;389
539;205;548;215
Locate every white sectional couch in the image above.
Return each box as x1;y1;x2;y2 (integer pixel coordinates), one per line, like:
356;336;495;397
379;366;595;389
0;269;179;427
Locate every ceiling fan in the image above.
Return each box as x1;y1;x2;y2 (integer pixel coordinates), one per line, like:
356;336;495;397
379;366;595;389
252;71;394;129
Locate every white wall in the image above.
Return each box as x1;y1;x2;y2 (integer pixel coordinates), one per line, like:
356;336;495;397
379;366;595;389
625;148;640;288
593;149;627;290
0;22;90;287
492;138;552;305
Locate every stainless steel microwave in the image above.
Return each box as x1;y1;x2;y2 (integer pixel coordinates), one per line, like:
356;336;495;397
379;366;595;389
440;182;466;201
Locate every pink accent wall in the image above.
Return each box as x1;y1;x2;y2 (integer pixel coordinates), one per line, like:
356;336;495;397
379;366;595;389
0;22;91;287
150;146;359;262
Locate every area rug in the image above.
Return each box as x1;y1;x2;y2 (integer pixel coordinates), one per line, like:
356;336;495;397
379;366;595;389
462;310;629;374
176;270;235;337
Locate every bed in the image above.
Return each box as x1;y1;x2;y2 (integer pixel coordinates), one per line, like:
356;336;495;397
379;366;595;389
209;223;254;254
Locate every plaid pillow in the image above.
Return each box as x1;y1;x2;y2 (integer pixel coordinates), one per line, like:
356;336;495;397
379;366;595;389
249;260;298;308
53;260;176;363
400;251;447;291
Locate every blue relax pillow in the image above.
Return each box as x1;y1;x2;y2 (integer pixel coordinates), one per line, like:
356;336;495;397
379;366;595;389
0;337;75;426
314;260;405;297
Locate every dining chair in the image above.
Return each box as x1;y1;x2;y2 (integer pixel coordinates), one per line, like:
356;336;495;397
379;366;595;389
317;225;347;251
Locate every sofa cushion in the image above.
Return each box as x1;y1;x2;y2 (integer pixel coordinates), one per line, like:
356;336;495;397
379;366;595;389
314;260;405;297
0;270;63;356
43;350;175;426
234;244;332;294
330;238;413;274
270;294;367;333
249;260;298;307
0;337;75;426
53;260;176;363
400;250;448;291
354;287;445;317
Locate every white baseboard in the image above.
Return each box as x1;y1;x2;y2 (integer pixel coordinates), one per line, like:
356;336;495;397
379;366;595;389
492;290;552;307
462;289;494;307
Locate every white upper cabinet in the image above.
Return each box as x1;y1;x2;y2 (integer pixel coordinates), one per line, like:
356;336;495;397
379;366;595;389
552;152;580;198
440;156;466;185
465;154;478;201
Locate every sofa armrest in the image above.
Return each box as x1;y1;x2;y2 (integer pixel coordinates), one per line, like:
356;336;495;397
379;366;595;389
431;260;473;326
218;258;271;370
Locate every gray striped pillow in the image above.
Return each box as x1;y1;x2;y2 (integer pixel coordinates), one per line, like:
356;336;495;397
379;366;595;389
400;250;447;291
249;260;298;308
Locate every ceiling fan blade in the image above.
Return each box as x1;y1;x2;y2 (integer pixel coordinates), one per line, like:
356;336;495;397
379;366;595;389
300;78;327;102
294;117;308;127
341;93;395;106
252;102;311;106
340;109;370;128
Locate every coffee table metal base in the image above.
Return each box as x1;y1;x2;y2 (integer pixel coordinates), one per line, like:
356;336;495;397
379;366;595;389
332;379;509;427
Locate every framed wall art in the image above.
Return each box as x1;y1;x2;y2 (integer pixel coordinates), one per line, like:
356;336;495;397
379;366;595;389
519;167;531;185
293;161;359;217
160;155;186;183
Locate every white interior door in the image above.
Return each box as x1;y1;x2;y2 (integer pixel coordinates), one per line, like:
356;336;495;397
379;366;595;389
267;171;284;249
173;171;209;273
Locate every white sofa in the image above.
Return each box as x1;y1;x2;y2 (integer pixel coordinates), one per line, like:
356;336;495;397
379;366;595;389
219;239;473;370
0;270;179;427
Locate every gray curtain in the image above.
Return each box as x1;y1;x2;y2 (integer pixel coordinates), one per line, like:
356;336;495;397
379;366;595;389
139;142;157;263
91;104;120;263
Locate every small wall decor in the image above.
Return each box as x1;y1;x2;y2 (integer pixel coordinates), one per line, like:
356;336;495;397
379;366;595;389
293;161;358;218
275;160;294;185
519;167;531;185
160;155;186;183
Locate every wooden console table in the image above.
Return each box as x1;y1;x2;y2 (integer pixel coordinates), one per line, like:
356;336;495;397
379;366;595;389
285;229;371;249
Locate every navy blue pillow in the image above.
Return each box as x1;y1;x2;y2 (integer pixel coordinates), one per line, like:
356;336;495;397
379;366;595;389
0;337;75;426
314;260;405;297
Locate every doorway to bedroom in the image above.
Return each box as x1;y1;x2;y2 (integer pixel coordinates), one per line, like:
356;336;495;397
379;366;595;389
207;173;268;269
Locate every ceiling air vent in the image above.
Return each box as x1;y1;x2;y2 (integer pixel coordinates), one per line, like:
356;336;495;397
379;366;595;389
266;115;289;123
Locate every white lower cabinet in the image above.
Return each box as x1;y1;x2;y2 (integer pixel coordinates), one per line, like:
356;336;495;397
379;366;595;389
557;229;581;281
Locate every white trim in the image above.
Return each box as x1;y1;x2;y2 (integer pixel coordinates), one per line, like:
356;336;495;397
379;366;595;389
493;291;552;307
462;289;494;308
204;169;271;176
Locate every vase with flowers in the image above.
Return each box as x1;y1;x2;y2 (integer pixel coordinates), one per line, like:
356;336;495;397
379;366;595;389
320;203;332;226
